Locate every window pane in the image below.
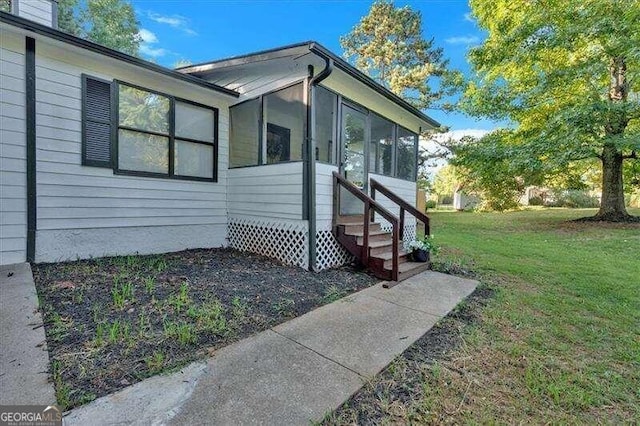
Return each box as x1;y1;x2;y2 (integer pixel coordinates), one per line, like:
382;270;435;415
314;86;337;164
175;102;214;142
175;140;213;178
229;99;260;167
118;85;169;134
370;114;394;175
118;129;168;174
396;127;417;181
264;83;304;163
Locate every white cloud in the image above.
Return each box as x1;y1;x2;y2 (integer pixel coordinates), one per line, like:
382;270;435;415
137;28;170;58
139;44;168;58
445;35;480;45
463;12;474;22
147;12;197;36
138;29;158;44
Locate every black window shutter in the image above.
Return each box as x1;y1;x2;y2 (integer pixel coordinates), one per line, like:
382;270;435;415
82;74;113;167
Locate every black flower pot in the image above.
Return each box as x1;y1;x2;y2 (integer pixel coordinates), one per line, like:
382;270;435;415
412;249;429;262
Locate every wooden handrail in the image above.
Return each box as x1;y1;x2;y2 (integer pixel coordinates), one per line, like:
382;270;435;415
332;172;399;281
370;178;430;238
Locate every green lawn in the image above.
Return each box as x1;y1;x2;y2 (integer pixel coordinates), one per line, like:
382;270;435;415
421;208;640;423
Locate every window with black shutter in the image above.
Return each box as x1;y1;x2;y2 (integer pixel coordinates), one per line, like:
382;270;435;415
82;74;113;167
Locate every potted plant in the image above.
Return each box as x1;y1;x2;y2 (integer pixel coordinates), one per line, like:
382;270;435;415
408;235;438;262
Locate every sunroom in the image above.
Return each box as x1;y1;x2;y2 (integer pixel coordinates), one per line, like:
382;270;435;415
180;42;440;276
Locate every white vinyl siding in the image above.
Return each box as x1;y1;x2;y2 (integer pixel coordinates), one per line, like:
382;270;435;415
369;172;417;231
315;162;337;230
0;32;26;265
315;166;417;232
31;38;232;262
16;0;54;27
228;162;302;221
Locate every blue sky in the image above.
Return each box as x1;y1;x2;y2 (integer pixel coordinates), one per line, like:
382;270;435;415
132;0;496;132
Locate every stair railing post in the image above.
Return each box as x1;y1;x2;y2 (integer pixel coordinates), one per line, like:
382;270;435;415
399;207;405;241
362;202;370;266
332;173;339;231
392;221;399;281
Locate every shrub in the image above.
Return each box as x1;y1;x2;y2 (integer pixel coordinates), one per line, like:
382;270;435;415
626;191;640;208
528;196;544;206
439;195;453;205
546;190;599;208
425;200;437;209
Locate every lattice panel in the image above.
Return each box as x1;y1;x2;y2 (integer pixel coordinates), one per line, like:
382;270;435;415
314;230;354;271
380;222;417;251
228;217;308;269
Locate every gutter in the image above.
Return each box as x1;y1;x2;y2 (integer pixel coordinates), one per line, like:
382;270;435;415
305;53;333;271
308;43;441;129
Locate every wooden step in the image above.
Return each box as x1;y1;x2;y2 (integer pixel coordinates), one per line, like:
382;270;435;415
398;261;431;280
353;230;391;244
341;222;382;234
368;239;404;256
336;215;367;225
377;250;411;268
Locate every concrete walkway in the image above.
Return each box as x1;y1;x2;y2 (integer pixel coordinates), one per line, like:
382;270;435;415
65;271;478;425
0;263;56;405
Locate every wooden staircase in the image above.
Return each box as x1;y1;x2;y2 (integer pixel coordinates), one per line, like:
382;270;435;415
332;172;431;286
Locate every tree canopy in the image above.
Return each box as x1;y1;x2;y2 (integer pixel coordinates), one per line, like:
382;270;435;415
341;0;458;112
58;0;140;56
460;0;640;220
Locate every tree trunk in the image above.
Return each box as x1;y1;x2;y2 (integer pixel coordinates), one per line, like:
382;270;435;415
595;143;630;221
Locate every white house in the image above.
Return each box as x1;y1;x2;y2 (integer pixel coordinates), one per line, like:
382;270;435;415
0;1;440;281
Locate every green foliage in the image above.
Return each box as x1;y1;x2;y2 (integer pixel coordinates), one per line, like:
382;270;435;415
341;0;458;111
111;279;134;309
145;351;165;373
450;131;530;211
0;0;11;13
322;285;347;304
528;196;544;206
58;0;140;55
432;164;465;200
462;0;640;217
167;282;191;313
425;200;437;209
547;190;600;209
163;320;196;346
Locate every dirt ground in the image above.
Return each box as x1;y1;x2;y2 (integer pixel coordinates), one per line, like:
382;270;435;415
33;248;377;409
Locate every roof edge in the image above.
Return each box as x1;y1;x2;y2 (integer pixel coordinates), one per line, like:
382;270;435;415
0;11;239;98
176;41;315;73
178;39;441;129
308;42;441;129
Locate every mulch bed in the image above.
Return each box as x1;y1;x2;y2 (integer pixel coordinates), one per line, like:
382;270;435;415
322;263;494;425
32;248;377;409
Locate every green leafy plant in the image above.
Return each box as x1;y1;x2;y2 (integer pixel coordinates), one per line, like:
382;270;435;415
322;285;347;304
408;235;439;254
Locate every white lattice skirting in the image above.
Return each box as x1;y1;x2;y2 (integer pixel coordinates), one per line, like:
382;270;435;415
380;222;418;251
314;230;354;271
228;217;309;269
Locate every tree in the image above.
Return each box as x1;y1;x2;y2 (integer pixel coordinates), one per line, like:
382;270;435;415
463;0;640;221
341;0;458;112
58;0;140;56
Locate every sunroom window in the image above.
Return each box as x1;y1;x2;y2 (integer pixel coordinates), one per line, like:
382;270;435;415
396;126;417;181
314;86;337;164
229;82;305;168
229;99;260;167
264;84;304;164
369;113;394;176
